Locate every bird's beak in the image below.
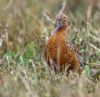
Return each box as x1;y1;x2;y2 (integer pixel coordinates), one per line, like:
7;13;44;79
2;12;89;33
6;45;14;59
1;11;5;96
55;20;63;29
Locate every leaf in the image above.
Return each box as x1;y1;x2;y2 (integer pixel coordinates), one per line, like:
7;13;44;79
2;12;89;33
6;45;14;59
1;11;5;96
19;55;25;65
24;42;36;60
82;65;92;77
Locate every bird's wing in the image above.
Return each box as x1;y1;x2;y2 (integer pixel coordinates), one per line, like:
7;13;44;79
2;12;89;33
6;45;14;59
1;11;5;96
66;41;78;52
66;41;84;67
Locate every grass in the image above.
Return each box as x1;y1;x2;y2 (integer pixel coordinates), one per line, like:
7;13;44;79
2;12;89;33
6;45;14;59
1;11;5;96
0;0;100;97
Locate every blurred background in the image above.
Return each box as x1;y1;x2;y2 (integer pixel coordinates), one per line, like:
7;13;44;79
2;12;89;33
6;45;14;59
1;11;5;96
0;0;100;97
0;0;100;63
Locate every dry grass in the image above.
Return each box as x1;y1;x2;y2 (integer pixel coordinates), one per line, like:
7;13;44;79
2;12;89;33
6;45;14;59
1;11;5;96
0;0;100;97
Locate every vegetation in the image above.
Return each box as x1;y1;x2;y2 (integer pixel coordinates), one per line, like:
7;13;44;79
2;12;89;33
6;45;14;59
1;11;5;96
0;0;100;97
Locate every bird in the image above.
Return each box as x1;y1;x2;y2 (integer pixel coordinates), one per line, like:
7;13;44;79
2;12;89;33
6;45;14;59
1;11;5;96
44;12;83;73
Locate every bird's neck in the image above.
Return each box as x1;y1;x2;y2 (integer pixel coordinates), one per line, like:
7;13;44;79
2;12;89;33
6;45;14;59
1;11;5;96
51;26;67;36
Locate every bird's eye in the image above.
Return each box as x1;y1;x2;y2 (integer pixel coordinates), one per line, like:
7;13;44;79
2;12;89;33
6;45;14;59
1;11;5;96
62;19;66;24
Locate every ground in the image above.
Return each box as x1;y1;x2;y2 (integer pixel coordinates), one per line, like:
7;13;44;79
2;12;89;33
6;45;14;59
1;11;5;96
0;0;100;97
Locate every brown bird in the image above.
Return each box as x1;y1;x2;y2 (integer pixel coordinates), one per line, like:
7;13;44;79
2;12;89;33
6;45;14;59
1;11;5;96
44;12;83;73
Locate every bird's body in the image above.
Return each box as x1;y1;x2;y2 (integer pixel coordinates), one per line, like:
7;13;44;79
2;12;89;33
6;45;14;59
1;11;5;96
44;13;82;72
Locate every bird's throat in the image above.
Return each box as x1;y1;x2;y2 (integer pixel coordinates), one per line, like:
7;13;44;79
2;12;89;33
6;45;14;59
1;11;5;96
51;26;67;36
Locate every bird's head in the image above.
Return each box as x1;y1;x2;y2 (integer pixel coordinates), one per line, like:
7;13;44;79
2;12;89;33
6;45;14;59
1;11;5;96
55;13;68;30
